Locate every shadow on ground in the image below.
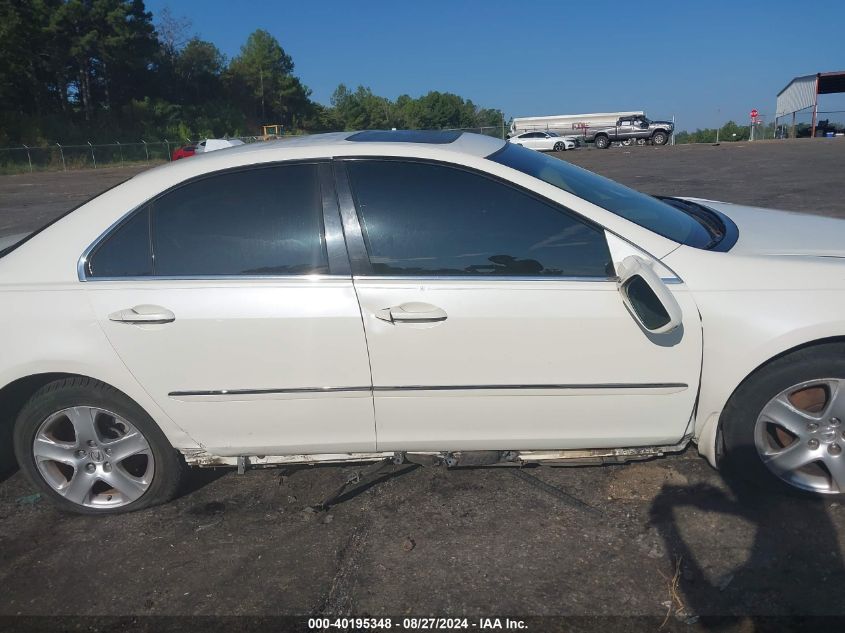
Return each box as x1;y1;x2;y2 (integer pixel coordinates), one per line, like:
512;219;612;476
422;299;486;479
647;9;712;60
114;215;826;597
650;451;843;628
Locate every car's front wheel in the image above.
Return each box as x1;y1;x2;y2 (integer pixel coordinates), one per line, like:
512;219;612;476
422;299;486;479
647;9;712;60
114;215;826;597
553;141;565;152
721;344;845;495
13;377;182;514
652;131;668;145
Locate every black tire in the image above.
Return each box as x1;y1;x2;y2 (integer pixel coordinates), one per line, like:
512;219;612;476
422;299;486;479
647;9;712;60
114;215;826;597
594;135;610;149
553;141;565;152
13;377;183;514
720;343;845;496
652;131;668;145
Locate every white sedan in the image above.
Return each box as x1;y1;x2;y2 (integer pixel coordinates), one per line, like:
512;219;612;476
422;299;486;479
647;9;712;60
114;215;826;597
194;138;245;153
2;129;845;514
509;131;577;152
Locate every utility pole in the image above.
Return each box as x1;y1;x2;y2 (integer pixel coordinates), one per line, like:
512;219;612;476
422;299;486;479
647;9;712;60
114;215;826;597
715;108;720;143
259;66;265;122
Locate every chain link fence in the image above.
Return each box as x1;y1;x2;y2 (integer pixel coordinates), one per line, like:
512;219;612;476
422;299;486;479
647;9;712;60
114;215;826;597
0;140;186;174
0;127;507;175
7;115;836;174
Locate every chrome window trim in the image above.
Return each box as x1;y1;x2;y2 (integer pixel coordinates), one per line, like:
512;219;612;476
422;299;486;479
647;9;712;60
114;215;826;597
169;382;688;397
79;274;352;283
352;274;620;283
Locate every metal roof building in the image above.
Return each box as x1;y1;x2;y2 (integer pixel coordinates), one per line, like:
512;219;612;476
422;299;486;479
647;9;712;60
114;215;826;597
776;71;845;137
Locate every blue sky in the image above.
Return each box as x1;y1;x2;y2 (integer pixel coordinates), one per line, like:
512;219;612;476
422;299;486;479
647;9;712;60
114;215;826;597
145;0;845;130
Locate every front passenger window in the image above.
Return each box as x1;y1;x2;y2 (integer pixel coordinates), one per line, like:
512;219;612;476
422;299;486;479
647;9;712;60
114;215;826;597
346;160;613;278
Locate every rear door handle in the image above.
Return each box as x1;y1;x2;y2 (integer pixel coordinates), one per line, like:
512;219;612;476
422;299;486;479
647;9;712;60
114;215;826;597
108;304;175;324
375;302;447;323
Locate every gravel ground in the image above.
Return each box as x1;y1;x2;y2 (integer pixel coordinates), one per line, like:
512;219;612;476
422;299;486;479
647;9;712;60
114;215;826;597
0;139;843;629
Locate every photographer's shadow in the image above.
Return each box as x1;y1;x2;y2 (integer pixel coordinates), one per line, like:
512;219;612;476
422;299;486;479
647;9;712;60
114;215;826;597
649;447;844;627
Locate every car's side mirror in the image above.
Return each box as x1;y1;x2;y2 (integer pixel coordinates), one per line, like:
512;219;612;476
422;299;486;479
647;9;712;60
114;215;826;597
616;256;682;334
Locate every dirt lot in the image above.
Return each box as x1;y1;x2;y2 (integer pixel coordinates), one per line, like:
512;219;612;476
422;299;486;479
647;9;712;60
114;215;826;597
0;140;844;629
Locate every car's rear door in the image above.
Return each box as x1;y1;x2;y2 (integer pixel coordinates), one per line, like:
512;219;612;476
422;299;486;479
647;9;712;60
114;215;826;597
336;158;702;452
82;162;375;456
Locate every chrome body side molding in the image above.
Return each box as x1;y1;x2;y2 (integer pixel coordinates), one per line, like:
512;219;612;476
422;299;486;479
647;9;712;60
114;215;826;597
169;382;689;399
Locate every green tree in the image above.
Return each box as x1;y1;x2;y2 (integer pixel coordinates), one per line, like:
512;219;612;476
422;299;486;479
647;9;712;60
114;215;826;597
45;0;157;120
226;29;309;127
0;0;61;117
176;39;225;105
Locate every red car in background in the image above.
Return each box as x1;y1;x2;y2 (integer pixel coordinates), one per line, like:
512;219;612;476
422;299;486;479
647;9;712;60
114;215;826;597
172;144;196;160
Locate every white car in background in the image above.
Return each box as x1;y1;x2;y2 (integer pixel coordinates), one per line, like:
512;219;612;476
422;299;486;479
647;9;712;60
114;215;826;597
194;138;245;153
2;129;845;515
509;131;577;152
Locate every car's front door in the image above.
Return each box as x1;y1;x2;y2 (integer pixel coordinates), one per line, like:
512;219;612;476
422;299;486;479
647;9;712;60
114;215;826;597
82;162;375;456
525;132;546;149
337;158;702;452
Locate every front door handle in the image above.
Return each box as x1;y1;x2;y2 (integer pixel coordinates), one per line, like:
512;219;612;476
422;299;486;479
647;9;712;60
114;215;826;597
375;302;447;323
108;304;176;324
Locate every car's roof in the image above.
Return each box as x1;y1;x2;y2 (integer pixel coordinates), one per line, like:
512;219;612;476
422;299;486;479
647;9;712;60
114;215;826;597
195;130;505;160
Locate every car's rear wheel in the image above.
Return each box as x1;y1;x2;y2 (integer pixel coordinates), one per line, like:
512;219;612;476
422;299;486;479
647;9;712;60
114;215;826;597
721;344;845;495
13;377;182;514
553;141;565;152
594;135;610;149
652;131;668;145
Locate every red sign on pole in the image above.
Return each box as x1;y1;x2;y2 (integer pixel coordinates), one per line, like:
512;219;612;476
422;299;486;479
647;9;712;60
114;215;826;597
750;109;759;119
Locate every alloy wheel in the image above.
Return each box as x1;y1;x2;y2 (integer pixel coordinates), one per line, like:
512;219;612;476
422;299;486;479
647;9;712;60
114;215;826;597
754;379;845;494
32;406;155;508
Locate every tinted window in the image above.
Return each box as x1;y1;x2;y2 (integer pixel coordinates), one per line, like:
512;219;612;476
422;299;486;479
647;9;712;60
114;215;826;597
88;207;152;277
152;164;327;276
346;160;612;277
490;143;714;248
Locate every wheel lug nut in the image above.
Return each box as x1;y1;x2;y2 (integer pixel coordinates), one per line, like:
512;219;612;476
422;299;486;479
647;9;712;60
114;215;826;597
808;439;820;450
831;418;842;427
85;463;96;473
830;444;842;456
103;462;112;472
86;440;96;447
75;450;86;458
808;422;819;432
105;448;112;455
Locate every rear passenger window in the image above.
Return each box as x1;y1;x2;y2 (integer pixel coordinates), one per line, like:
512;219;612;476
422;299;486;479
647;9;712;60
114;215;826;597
87;207;152;278
87;164;328;278
346;160;612;278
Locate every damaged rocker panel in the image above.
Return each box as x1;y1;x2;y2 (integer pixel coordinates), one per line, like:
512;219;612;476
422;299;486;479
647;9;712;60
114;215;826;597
180;436;693;470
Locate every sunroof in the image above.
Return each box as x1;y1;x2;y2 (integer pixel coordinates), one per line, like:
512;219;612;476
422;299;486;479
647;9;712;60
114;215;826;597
346;130;463;144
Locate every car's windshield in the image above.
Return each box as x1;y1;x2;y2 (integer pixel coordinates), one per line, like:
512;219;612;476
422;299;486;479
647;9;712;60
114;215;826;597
547;132;559;137
489;143;717;249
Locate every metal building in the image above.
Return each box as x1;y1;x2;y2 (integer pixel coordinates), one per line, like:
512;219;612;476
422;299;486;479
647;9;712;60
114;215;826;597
775;71;845;137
